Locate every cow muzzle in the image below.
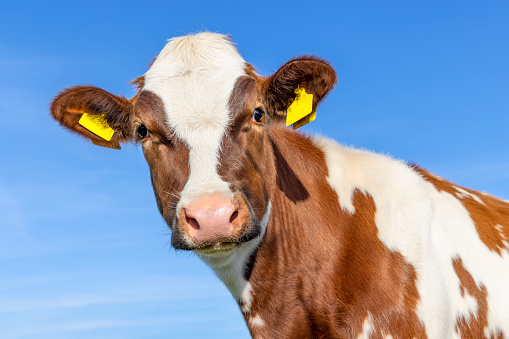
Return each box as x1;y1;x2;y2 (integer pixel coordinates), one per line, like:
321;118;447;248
172;191;259;253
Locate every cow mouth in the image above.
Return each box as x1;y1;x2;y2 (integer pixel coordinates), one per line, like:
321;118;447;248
193;241;238;255
171;203;262;252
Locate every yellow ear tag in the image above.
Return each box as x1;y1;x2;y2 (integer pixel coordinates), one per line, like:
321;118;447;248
286;87;314;130
78;113;120;149
79;113;115;141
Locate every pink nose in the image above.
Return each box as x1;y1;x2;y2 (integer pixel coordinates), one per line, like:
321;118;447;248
179;194;242;244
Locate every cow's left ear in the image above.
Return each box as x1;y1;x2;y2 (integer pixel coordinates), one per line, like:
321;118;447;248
263;56;337;118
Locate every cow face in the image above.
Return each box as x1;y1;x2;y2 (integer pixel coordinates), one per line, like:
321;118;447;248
50;32;336;257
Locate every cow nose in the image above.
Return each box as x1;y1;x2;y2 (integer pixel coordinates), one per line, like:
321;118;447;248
179;193;243;244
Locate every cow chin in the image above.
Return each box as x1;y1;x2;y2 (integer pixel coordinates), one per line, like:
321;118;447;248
192;221;262;256
170;217;262;254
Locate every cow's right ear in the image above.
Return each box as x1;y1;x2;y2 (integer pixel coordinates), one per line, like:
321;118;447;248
50;86;135;148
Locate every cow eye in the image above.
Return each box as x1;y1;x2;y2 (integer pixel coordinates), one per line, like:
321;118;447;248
137;124;149;139
253;108;263;123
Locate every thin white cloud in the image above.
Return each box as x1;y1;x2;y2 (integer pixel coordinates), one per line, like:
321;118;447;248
4;310;244;338
0;274;228;313
0;272;246;338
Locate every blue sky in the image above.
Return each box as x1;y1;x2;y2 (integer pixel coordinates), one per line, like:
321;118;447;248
1;1;508;338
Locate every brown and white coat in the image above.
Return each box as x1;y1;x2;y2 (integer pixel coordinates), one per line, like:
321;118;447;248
50;32;509;338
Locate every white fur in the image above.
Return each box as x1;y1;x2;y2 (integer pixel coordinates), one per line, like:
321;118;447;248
195;201;272;313
358;313;374;339
495;224;509;253
314;136;509;338
249;314;265;327
143;32;246;208
453;185;485;204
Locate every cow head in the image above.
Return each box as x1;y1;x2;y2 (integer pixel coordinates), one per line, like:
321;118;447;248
50;32;336;258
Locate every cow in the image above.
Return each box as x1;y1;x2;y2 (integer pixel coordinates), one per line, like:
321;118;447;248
50;32;509;338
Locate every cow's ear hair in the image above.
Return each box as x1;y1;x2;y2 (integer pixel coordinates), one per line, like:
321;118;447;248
263;56;337;118
50;86;135;147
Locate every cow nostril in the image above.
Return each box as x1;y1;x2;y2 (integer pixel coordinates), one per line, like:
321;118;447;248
229;210;239;224
186;215;200;230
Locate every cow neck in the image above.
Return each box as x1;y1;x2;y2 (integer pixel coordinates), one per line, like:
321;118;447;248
242;128;346;336
243;127;424;337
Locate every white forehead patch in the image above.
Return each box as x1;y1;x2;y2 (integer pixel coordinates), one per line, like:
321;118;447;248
143;32;246;206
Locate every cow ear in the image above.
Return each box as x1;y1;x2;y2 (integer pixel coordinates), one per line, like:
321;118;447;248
263;56;337;118
50;86;134;148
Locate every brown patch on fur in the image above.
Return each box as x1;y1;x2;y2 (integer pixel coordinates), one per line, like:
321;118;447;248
221;74;275;222
336;189;426;339
229;75;258;126
133;91;190;233
413;165;509;256
147;138;190;224
244;63;258;77
271;140;309;203
129;76;145;91
246;128;425;338
263;56;337;117
135;91;174;143
453;258;503;338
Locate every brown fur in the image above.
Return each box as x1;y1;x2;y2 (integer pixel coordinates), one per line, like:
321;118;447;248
452;258;504;338
245;128;425;338
413;165;509;257
133;92;191;239
244;63;258;78
129;76;145;91
220;73;275;222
